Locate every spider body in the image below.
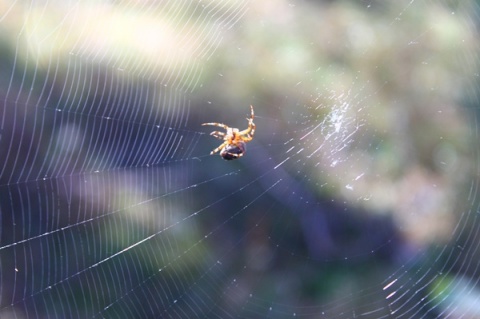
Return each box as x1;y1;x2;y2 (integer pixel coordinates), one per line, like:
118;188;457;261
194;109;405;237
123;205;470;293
220;142;246;160
202;105;255;160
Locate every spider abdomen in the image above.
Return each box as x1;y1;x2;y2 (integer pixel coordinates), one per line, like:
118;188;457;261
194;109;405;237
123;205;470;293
220;142;246;160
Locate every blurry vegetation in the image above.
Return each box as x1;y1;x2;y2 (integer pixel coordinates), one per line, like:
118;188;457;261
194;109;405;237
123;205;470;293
198;0;475;247
0;0;479;318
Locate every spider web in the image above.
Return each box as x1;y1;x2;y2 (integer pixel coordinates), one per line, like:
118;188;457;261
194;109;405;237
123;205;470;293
0;0;479;318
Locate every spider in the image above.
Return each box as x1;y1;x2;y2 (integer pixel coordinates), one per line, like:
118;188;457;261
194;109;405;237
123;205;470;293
202;105;256;160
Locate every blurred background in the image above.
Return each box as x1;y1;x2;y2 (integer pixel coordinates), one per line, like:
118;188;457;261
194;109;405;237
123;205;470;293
0;0;479;318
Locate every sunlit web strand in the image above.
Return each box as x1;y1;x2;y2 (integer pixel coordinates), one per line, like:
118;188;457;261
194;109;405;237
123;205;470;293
94;178;283;317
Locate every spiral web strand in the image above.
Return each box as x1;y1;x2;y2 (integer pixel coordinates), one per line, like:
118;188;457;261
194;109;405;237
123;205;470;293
1;1;479;318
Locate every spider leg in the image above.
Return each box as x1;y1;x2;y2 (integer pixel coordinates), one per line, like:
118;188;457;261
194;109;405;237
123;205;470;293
201;122;230;130
237;107;255;140
238;122;255;140
210;141;228;155
239;134;253;142
209;131;226;140
250;120;256;137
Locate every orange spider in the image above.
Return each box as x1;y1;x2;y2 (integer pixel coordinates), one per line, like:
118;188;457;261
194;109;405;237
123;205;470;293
202;105;255;160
